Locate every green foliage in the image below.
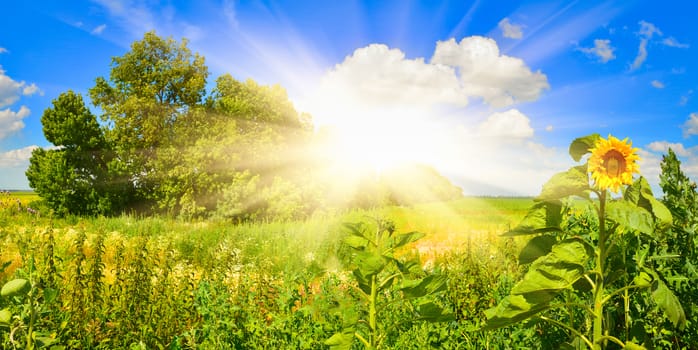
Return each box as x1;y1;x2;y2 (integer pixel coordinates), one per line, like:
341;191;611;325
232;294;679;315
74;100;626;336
484;134;685;350
26;91;122;216
326;219;452;349
654;147;698;347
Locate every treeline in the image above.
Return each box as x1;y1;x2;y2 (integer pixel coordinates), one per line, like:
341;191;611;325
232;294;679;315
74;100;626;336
27;32;462;219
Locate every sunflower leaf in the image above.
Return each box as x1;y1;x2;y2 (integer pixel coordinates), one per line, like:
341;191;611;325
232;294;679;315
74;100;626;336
606;200;654;235
536;165;590;201
569;133;600;162
503;201;563;236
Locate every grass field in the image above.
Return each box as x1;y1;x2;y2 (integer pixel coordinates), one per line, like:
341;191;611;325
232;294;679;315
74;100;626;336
0;193;538;348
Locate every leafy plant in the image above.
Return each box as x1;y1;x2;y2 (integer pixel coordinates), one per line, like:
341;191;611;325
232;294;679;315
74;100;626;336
655;148;698;347
484;134;685;349
326;219;453;349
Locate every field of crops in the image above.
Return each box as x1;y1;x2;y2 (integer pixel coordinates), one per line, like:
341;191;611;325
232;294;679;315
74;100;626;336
0;189;695;349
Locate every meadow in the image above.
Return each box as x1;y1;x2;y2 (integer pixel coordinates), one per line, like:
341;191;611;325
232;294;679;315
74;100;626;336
0;192;546;349
0;189;695;349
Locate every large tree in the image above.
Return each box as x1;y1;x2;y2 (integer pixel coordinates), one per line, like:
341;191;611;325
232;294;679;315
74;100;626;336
26;91;118;215
89;31;209;212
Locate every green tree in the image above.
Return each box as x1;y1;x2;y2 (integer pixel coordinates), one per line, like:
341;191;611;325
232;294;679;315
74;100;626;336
26;91;117;215
89;31;209;212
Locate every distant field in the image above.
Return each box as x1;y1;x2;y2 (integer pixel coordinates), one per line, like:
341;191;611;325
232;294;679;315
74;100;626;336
0;190;38;207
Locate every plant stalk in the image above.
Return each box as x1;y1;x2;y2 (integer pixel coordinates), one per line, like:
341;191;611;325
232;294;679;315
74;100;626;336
592;191;607;350
369;274;378;349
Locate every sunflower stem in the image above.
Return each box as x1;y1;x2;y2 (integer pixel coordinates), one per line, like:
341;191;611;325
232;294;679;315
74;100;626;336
592;190;607;350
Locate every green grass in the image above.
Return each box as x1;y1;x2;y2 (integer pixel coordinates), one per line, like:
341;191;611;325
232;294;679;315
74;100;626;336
0;194;536;348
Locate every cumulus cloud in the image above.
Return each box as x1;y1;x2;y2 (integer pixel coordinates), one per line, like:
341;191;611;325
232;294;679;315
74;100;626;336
309;36;549;116
91;24;107;35
682;113;698;138
0;106;30;139
647;141;689;157
301;36;558;196
431;36;549;107
651;80;665;89
631;21;661;71
315;44;466;110
578;39;615;63
662;37;689;48
0;145;38;167
479;109;534;139
0;67;41;108
498;18;524;39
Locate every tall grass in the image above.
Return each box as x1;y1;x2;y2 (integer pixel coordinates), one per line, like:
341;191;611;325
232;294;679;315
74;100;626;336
0;193;537;348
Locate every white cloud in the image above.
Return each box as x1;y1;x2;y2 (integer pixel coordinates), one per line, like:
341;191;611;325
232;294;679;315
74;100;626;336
498;18;524;39
300;37;557;196
680;89;693;106
91;24;107;35
223;0;239;28
431;36;549;107
91;0;203;42
651;80;665;89
0;47;7;54
313;43;466;111
662;37;689;48
631;21;662;71
545;125;553;132
647;141;689;157
0;67;41;108
578;39;615;63
22;83;41;96
0;145;38;167
479;109;534;139
682;113;698;138
0;106;30;139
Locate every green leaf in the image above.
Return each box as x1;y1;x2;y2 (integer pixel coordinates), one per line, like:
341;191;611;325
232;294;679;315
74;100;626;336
650;275;686;330
518;234;557;264
390;231;425;249
536;165;590;201
483;294;551;330
344;235;368;250
355;251;385;277
399;274;448;299
511;238;592;297
626;177;672;230
504;201;563;236
624;341;647;350
485;239;592;329
325;329;355;350
0;308;12;325
1;279;31;298
416;302;455;322
343;222;368;239
606;200;654;235
352;270;372;296
569;133;600;161
395;257;423;275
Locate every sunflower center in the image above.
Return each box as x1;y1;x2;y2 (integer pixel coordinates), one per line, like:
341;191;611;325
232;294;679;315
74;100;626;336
603;150;626;178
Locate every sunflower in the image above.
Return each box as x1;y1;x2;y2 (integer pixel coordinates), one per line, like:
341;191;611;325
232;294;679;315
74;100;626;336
588;135;640;192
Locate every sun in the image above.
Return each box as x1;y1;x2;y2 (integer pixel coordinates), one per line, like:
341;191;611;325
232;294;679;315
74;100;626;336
316;113;445;175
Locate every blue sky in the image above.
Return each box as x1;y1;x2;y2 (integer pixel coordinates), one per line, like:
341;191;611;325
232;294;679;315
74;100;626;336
1;0;697;196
